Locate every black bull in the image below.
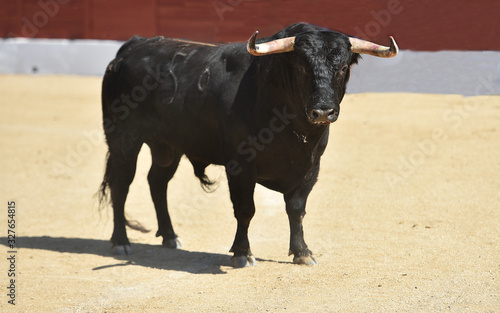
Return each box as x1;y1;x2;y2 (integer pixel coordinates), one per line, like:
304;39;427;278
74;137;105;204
98;23;398;267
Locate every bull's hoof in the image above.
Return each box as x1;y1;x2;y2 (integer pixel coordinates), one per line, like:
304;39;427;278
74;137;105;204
293;255;317;266
112;245;133;255
231;254;257;268
163;238;183;249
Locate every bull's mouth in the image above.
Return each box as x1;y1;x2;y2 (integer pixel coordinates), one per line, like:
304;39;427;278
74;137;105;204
316;120;333;125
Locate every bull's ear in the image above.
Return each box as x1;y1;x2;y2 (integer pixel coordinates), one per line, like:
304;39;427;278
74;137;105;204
349;53;361;66
247;31;296;56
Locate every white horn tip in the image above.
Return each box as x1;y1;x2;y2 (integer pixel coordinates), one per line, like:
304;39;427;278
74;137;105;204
389;36;399;56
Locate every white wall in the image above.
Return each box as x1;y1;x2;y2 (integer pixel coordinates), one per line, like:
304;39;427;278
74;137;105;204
349;50;500;96
1;38;499;96
0;38;121;77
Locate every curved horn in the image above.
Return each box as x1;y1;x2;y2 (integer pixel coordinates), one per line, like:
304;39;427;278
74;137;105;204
247;31;296;56
349;36;399;58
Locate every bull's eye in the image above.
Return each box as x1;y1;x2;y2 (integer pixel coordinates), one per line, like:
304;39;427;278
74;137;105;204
335;65;348;80
297;65;308;75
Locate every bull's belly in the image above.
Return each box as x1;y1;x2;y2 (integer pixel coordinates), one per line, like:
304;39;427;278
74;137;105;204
255;160;317;194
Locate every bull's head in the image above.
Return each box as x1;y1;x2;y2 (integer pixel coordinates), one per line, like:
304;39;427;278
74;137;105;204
247;25;398;124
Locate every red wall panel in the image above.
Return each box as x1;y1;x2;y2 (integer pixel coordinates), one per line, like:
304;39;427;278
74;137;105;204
90;0;157;39
0;0;498;51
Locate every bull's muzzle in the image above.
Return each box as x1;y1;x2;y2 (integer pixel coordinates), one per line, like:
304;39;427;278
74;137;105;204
309;108;338;124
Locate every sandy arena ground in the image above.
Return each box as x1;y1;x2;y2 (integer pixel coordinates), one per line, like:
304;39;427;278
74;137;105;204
0;75;499;312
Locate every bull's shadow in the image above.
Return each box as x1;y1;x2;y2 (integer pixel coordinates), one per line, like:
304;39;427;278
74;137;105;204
0;236;235;274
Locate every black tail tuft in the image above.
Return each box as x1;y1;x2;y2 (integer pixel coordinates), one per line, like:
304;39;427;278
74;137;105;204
125;218;150;233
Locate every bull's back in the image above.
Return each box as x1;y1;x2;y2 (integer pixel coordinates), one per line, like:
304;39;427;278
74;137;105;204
101;35;252;164
102;36;216;126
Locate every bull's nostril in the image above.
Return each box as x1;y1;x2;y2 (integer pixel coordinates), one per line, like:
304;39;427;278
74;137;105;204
311;110;320;120
329;110;339;122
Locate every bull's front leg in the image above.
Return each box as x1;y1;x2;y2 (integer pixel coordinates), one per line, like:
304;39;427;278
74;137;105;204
226;168;257;268
284;177;318;266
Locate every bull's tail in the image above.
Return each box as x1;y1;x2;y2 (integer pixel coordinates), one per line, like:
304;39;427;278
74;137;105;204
97;151;112;212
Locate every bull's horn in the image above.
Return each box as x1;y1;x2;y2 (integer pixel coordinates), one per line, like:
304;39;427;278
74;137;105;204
247;31;296;56
349;36;399;58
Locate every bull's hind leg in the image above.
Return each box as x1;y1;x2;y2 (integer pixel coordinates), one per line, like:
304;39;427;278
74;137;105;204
107;135;143;255
147;143;182;248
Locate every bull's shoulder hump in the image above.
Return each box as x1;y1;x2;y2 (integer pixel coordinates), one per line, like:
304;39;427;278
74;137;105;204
164;38;220;47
